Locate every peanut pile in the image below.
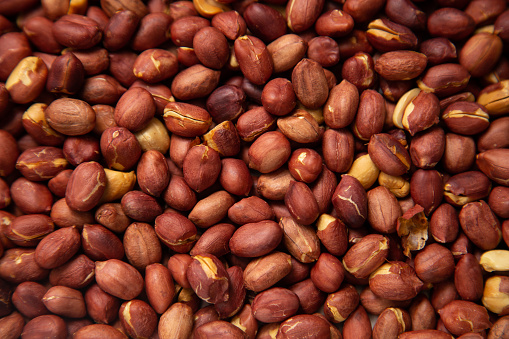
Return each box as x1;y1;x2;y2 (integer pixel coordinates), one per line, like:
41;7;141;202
0;0;509;338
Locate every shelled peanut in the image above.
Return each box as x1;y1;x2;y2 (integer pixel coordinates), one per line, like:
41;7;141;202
0;0;509;338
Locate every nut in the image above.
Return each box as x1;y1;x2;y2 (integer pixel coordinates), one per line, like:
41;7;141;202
315;9;354;37
343;305;373;339
375;51;428;81
6;214;54;247
155;212;197;253
427;8;475;40
459;200;502;250
0;131;20;177
480;250;509;272
158;303;193;339
316;214;348;257
193;320;246;338
236;106;276;142
42;286;86;318
419;37;457;65
186;254;229;304
280;216;321;263
476;149;509;186
324;284;359;323
323;79;359;129
190;223;236;258
218;159;252;198
352;89;386;141
347;153;380;190
291;58;329;109
343;234;389;279
21;315;67;339
429;203;459;244
459;33;503;78
163;175;197;212
261;78;296;117
136;150;170;197
369;261;424;301
95;259;144;300
332;174;368;229
134;117;171;153
133;49;179;83
410;169;443;215
188;190;235;228
393;89;440;135
5;56;48;104
203;121;241;157
102;9;140;51
341;52;376;91
34;226;81;269
372;307;411;339
211;11;246;41
414;243;455;284
252;287;300;323
477;116;509;152
45;98;96;136
310;253;345;293
65;161;106;212
52;14;102;49
277;109;321;144
360;286;411;316
368;133;411;176
438;300;491;336
288;148;322;183
74;324;126;339
12;282;50;319
442;101;490;135
123;222;161;270
409;126;445;169
278;314;331;338
193;27;229;70
311;165;337;214
285;181;320;225
183;145;222;193
0;248;49;284
243;251;292;292
286;0;324;32
119;299;157;339
322;128;355;173
409;294;437;331
477;80;509;116
114;87;156;132
229;221;282;258
482;275;509;315
366;18;418;52
145;263;175;314
171;64;221;101
10;177;53;215
444;171;492;207
267;34;307;74
416;63;471;98
378;172;410;198
367;186;402;234
49;254;95;290
442;133;476;174
99;168;137;204
63;135;101;167
248;131;291;174
46;52;85;95
234;35;273;85
289;278;326;314
455;253;484;302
